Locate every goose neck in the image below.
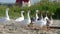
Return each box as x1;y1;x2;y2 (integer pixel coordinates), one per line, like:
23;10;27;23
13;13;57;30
36;12;38;19
6;9;9;18
27;11;31;24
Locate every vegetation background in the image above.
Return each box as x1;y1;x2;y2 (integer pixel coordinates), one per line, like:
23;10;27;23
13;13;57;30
0;0;60;19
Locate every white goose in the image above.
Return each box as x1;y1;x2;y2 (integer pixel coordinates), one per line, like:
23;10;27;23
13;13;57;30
31;10;39;23
0;8;10;23
44;13;50;26
49;15;53;26
44;13;53;26
34;13;47;27
18;10;31;27
15;11;24;22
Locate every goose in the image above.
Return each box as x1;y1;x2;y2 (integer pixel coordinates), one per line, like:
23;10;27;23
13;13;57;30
34;13;47;27
15;11;24;22
44;12;53;26
0;8;10;23
18;10;31;27
46;15;53;26
43;13;50;26
35;10;39;21
31;10;39;23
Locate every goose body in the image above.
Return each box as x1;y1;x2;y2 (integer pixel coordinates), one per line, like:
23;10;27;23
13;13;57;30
0;8;10;22
15;11;24;22
18;11;31;27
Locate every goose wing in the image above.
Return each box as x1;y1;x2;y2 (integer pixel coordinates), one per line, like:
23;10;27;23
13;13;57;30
15;17;24;22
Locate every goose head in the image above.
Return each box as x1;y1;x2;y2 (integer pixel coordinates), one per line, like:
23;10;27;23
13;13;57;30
36;10;39;13
6;8;10;20
21;11;24;13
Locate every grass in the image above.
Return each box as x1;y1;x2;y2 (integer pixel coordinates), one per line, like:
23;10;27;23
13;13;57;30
0;4;59;19
0;6;22;19
0;5;35;19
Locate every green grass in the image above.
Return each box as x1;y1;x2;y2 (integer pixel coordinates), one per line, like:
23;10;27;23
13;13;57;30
0;2;60;19
0;6;33;19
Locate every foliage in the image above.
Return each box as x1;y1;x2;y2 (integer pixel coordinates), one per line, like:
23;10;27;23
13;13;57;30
0;1;60;19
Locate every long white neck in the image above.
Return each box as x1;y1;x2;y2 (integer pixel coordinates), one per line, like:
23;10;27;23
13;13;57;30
6;9;9;18
6;8;10;20
21;12;24;17
36;12;38;21
27;11;31;24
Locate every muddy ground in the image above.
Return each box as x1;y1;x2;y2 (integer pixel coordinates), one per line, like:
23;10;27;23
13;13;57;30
0;20;60;34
